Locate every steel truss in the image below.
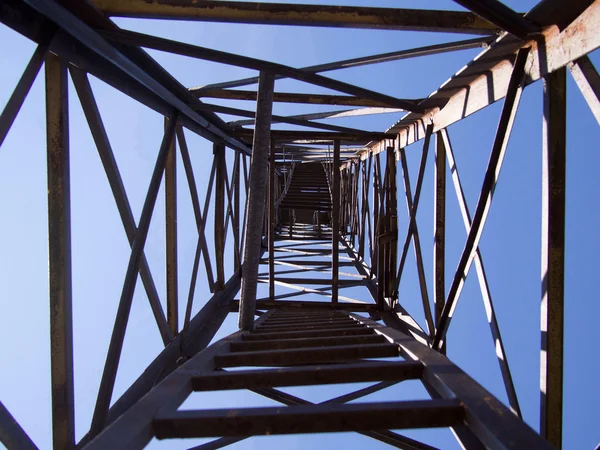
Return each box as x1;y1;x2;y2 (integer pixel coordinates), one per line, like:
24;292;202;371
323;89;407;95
0;0;598;449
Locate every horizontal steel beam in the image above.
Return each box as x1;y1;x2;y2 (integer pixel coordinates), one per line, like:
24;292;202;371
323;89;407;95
153;400;465;438
100;28;426;112
231;299;376;311
195;88;424;108
92;0;501;34
198;36;493;91
195;103;375;134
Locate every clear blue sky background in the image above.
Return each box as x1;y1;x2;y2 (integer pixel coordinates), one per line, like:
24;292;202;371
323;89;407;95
0;0;599;448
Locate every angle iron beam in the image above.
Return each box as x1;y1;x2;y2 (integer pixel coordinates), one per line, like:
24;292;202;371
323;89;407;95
165;116;178;337
176;127;216;291
214;144;226;290
46;52;75;450
195;103;378;134
332;140;341;305
269;140;276;301
239;72;275;330
154;400;464;438
451;0;540;39
432;47;530;350
0;37;52;148
0;401;38;450
568;55;600;125
231;107;401;127
196;89;423;108
90;110;179;435
199;36;493;92
93;0;502;34
396;136;435;337
441;128;521;417
70;68;172;345
540;67;566;449
100;28;425;113
433;130;446;351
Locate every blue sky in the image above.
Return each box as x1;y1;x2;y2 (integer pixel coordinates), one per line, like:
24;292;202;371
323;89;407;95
0;0;599;448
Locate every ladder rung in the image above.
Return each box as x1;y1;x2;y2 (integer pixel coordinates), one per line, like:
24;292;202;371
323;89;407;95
192;360;423;391
241;327;374;341
261;318;355;326
214;342;398;367
153;399;465;438
230;333;386;352
252;322;364;333
192;361;423;391
259;317;356;326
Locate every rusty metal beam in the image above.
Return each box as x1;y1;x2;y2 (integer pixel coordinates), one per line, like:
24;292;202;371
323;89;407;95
100;28;426;113
0;38;51;148
433;131;446;351
441;128;521;417
194;103;376;134
432;47;530;351
90;111;179;435
269;141;276;301
332;140;341;305
195;89;423;108
568;55;600;124
165;116;178;337
231;107;402;127
70;68;172;345
239;72;275;330
198;36;493;91
540;67;566;449
92;0;502;34
45;52;75;450
395;128;434;336
0;401;37;450
214;144;226;291
451;0;540;39
176;127;216;292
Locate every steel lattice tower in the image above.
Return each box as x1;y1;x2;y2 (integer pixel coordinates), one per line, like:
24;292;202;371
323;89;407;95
0;0;598;449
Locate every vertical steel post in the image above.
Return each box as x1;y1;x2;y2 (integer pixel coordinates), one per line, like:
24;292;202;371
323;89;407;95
332;140;341;305
165;116;178;337
234;151;241;270
373;155;380;279
269;140;276;301
46;53;75;450
385;146;397;298
540;67;566;449
214;143;226;291
434;131;446;352
239;71;274;330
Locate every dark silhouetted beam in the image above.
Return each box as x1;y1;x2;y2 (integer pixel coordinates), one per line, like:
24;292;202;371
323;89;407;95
100;29;425;112
198;36;493;91
196;88;423;108
540;67;566;450
195;103;375;134
451;0;539;39
93;0;501;34
45;53;75;450
568;55;600;124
